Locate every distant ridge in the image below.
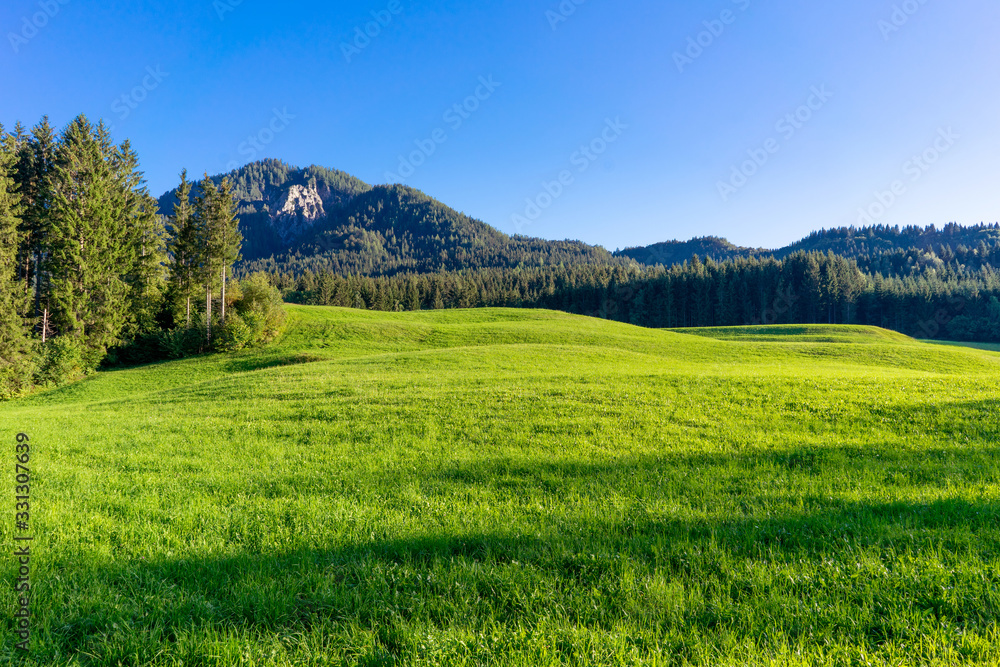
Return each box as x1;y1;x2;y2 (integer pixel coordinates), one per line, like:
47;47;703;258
614;236;764;266
617;223;1000;270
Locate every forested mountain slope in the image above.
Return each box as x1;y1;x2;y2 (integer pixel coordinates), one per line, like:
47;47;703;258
618;223;1000;275
159;160;620;275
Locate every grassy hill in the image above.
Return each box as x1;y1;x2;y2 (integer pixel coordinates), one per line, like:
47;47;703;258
3;307;1000;665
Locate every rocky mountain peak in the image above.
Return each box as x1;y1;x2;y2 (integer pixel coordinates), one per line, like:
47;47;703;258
270;183;327;244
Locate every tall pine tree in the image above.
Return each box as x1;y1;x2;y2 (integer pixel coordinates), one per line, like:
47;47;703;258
47;117;144;368
112;137;166;338
195;173;241;342
13;117;56;334
165;170;202;328
214;176;242;326
195;174;220;342
0;124;34;398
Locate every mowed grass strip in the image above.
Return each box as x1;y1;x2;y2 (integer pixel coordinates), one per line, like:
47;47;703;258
2;305;1000;666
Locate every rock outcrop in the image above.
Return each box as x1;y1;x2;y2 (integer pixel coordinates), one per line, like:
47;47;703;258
269;184;326;243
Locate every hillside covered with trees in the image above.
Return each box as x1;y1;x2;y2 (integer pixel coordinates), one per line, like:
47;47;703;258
619;223;1000;274
245;184;621;276
161;160;618;274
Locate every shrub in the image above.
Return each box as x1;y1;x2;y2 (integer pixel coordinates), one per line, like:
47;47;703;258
217;313;255;352
160;325;208;359
103;333;163;367
0;339;37;400
234;273;287;344
37;336;87;386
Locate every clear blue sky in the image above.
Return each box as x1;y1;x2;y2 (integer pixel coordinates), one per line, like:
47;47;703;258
2;0;998;250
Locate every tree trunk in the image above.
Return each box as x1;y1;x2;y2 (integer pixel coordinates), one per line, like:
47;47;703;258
206;288;212;344
33;252;41;319
186;296;191;329
220;267;226;325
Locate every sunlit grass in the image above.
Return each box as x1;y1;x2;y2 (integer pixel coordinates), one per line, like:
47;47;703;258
2;305;1000;665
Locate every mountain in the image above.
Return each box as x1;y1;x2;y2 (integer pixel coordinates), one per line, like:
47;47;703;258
158;160;619;277
617;223;1000;274
157;159;371;262
159;161;1000;280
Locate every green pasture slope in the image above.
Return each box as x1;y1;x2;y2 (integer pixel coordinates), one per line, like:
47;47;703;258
2;305;1000;666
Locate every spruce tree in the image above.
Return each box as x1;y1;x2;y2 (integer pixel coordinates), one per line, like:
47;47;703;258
112;137;166;338
194;174;241;340
47;117;140;368
0;124;34;398
165;170;201;328
213;177;242;326
13;117;56;331
195;174;220;343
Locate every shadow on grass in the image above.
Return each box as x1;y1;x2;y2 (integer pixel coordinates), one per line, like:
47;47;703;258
41;498;1000;664
222;352;327;374
39;465;1000;664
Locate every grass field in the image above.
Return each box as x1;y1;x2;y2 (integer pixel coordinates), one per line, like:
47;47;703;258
2;304;1000;666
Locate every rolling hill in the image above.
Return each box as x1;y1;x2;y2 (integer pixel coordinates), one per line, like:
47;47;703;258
4;305;1000;665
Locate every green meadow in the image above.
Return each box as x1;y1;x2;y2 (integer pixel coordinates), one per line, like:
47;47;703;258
2;304;1000;666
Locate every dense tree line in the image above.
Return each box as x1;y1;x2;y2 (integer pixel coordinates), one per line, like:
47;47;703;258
276;250;1000;342
0;117;286;399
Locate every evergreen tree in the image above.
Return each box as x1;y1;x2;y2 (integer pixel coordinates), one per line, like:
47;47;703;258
13;117;56;331
0;124;34;398
195;174;242;339
113;137;166;338
213;177;242;325
195;174;221;342
165;170;201;327
47;117;140;368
